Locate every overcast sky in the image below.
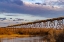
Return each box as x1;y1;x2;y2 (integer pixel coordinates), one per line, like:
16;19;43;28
0;0;64;27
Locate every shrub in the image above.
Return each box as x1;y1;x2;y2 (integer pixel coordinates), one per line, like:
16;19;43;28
56;32;64;42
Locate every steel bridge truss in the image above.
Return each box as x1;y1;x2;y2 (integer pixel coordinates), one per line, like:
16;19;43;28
7;17;64;29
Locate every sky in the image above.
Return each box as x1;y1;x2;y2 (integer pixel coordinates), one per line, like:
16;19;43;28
0;0;64;27
22;0;44;3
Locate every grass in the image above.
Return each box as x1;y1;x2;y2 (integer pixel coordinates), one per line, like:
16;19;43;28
0;34;30;38
54;30;64;42
0;27;63;41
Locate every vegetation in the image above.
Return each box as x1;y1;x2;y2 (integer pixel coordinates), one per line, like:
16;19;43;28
55;30;64;42
0;28;51;35
0;27;64;42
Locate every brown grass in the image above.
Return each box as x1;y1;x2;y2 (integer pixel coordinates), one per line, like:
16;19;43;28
0;27;63;40
56;32;64;42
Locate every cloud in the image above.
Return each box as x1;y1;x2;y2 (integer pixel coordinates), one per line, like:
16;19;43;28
12;0;23;5
0;0;64;18
0;13;49;27
0;18;6;20
5;15;19;16
15;18;24;21
44;0;64;6
0;0;23;5
4;13;48;20
35;3;41;5
0;21;22;27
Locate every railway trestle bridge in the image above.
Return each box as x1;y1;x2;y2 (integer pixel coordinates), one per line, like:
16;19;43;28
7;16;64;29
